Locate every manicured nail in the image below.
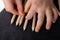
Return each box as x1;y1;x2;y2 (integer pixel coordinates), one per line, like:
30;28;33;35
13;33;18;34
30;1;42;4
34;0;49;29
11;15;16;24
53;21;56;23
35;29;39;32
16;15;21;26
23;19;28;31
46;25;50;30
32;14;36;31
19;16;24;26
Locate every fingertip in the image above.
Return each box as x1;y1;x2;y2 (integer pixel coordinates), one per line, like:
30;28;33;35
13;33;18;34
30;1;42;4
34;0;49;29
46;21;52;30
19;10;24;16
52;7;59;23
52;19;56;23
46;24;51;30
52;20;56;23
53;21;56;23
35;28;39;32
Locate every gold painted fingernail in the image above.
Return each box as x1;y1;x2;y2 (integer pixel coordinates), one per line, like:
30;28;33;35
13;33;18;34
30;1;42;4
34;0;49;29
11;15;16;24
23;19;28;31
16;15;21;26
32;14;36;31
19;16;24;26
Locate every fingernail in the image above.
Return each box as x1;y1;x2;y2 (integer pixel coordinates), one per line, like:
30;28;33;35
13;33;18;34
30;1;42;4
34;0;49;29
46;25;50;30
53;20;56;23
53;21;55;23
35;29;39;32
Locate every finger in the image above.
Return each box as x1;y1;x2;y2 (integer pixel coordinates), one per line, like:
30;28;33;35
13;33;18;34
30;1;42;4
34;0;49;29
24;0;31;13
3;0;18;15
26;5;36;20
52;7;59;23
23;19;28;30
35;10;44;32
46;8;52;30
15;0;24;16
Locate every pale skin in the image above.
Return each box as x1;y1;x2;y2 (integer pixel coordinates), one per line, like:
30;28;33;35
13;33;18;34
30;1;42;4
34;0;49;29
3;0;24;15
25;0;59;32
3;0;59;32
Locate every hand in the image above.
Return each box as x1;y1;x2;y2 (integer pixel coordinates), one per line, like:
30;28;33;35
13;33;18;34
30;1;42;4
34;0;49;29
25;0;59;32
3;0;24;15
58;0;60;10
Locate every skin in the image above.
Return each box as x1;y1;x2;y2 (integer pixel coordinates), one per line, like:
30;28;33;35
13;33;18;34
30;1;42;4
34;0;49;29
3;0;59;32
25;0;59;32
3;0;24;15
58;0;60;10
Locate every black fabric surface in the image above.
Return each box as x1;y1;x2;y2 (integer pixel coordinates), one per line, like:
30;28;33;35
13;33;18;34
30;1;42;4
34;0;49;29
0;9;60;40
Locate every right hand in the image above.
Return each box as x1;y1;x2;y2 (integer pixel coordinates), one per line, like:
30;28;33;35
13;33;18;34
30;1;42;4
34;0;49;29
3;0;24;15
25;0;59;32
